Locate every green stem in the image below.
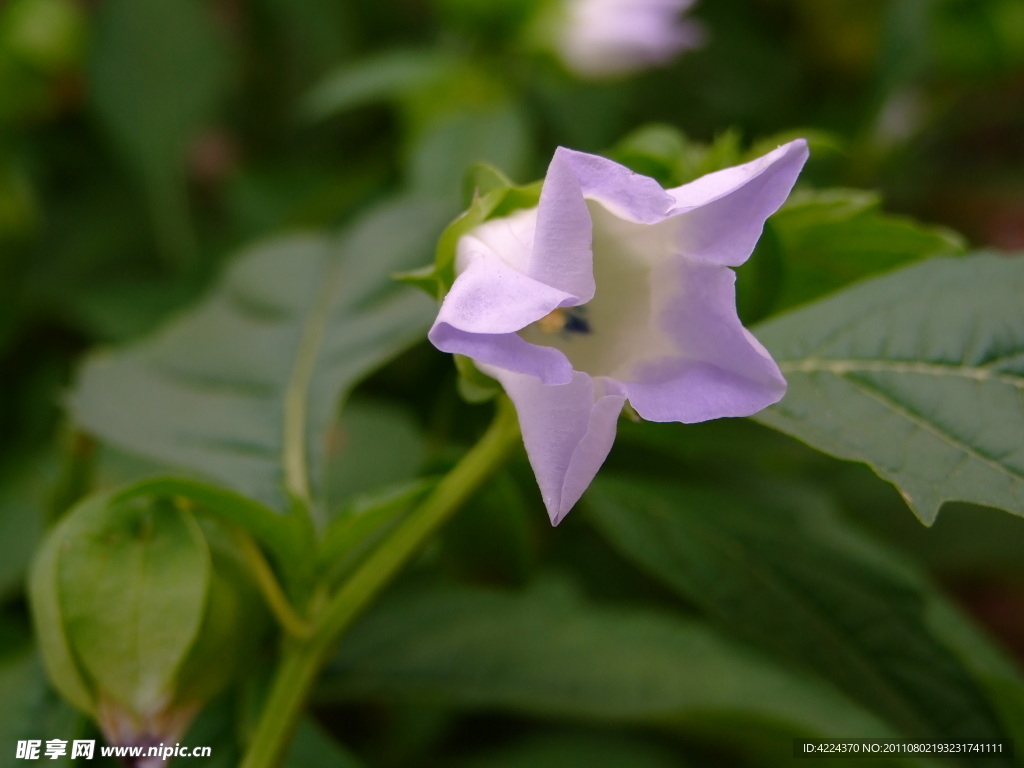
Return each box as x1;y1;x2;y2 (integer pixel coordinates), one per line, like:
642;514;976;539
233;529;313;639
238;397;520;768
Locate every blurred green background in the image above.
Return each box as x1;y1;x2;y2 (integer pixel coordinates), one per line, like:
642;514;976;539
2;0;1023;765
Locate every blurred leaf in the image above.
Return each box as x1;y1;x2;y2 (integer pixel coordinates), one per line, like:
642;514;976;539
753;252;1024;523
89;0;229;266
763;189;965;312
440;468;535;585
256;0;354;86
320;478;433;585
0;0;86;74
282;718;365;768
64;278;201;345
324;399;425;513
407;103;532;202
587;478;1017;750
301;49;454;123
323;580;906;749
57;495;209;714
69;197;450;514
0;159;38;241
0;450;52;598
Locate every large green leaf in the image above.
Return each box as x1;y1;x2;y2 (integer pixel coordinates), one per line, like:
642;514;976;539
753;188;964;315
322;580;912;758
406;102;532;202
753;253;1024;523
69;197;449;515
586;477;1020;754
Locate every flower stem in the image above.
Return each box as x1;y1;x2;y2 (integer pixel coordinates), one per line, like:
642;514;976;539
238;397;521;768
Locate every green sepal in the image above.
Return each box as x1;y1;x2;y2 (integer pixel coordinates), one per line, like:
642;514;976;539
608;123;843;188
403;162;542;300
392;263;440;298
27;510;97;715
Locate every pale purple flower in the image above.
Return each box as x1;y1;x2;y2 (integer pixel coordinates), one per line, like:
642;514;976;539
555;0;705;79
430;140;809;524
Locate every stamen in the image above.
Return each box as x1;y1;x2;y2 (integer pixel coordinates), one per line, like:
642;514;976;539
536;307;591;335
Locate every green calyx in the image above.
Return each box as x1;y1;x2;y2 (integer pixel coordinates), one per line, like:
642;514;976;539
28;488;268;744
396;161;541;402
398;161;541;300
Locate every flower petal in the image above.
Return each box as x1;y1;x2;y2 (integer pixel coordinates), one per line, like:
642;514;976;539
529;148;596;301
529;148;676;303
668;139;809;266
429;253;576;385
558;147;676;224
625;258;786;421
485;366;626;524
435;252;576;335
431;328;574;385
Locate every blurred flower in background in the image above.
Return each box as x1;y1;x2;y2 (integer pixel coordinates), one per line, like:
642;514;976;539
539;0;705;79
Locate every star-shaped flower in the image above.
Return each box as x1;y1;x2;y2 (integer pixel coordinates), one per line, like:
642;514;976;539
430;140;809;523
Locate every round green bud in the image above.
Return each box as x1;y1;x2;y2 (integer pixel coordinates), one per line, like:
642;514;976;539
29;489;268;749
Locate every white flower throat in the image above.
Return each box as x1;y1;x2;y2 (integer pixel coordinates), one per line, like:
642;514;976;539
519;200;676;380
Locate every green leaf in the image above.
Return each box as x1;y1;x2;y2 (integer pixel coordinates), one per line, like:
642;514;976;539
300;48;454;123
764;189;965;312
323;581;905;750
586;477;1017;751
752;252;1024;523
323;399;426;515
319;478;434;585
57;495;210;714
69;197;450;515
407;102;532;203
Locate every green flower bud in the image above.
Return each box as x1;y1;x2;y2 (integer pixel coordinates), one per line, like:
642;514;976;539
29;489;268;750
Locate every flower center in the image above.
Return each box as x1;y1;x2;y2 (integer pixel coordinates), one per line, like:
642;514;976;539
536;306;592;336
518;200;679;380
